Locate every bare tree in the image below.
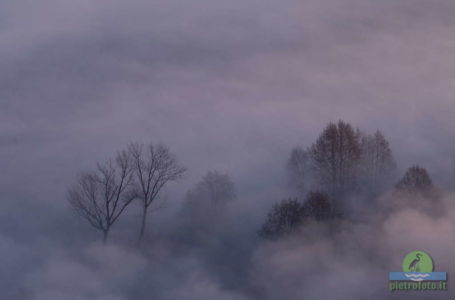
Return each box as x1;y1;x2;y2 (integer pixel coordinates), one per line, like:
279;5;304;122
68;151;135;244
309;120;362;200
129;143;186;241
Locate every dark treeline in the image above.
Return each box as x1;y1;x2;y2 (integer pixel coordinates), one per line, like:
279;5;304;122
67;120;441;245
259;120;440;239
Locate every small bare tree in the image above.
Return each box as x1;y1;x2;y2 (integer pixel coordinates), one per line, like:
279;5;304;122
185;171;236;207
182;171;235;226
68;151;135;244
129;143;186;241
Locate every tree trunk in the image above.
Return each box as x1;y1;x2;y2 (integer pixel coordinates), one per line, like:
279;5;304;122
103;229;109;245
138;205;148;242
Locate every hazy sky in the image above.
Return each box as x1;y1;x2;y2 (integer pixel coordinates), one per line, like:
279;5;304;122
2;0;455;209
2;1;455;298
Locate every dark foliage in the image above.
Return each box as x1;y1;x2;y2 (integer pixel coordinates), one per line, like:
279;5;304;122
358;130;396;195
181;171;236;229
259;199;305;239
287;121;397;217
303;191;336;221
309;120;362;198
259;192;337;239
287;147;310;195
395;165;438;198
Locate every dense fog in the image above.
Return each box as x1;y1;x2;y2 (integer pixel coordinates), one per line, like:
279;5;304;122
2;0;455;299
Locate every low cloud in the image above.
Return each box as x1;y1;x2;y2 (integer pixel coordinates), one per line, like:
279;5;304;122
2;0;455;299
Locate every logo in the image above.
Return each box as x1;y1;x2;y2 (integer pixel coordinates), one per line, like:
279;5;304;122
389;250;447;291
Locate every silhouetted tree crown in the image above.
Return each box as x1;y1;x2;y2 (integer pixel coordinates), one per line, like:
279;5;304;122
194;171;236;205
310;120;362;199
287;147;310;195
259;191;336;239
183;170;236;219
357;130;396;197
287;121;396;215
359;130;396;181
259;199;305;239
395;166;437;198
303;191;335;221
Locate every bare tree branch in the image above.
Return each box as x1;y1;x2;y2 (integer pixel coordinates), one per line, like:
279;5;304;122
67;150;135;244
128;142;186;241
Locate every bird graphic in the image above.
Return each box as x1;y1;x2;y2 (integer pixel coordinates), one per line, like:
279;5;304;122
408;253;422;272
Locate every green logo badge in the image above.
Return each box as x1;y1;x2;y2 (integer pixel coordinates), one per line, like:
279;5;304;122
402;250;433;273
389;250;447;291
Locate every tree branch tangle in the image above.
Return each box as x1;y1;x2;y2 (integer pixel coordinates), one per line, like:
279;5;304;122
68;150;135;244
129;143;186;241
